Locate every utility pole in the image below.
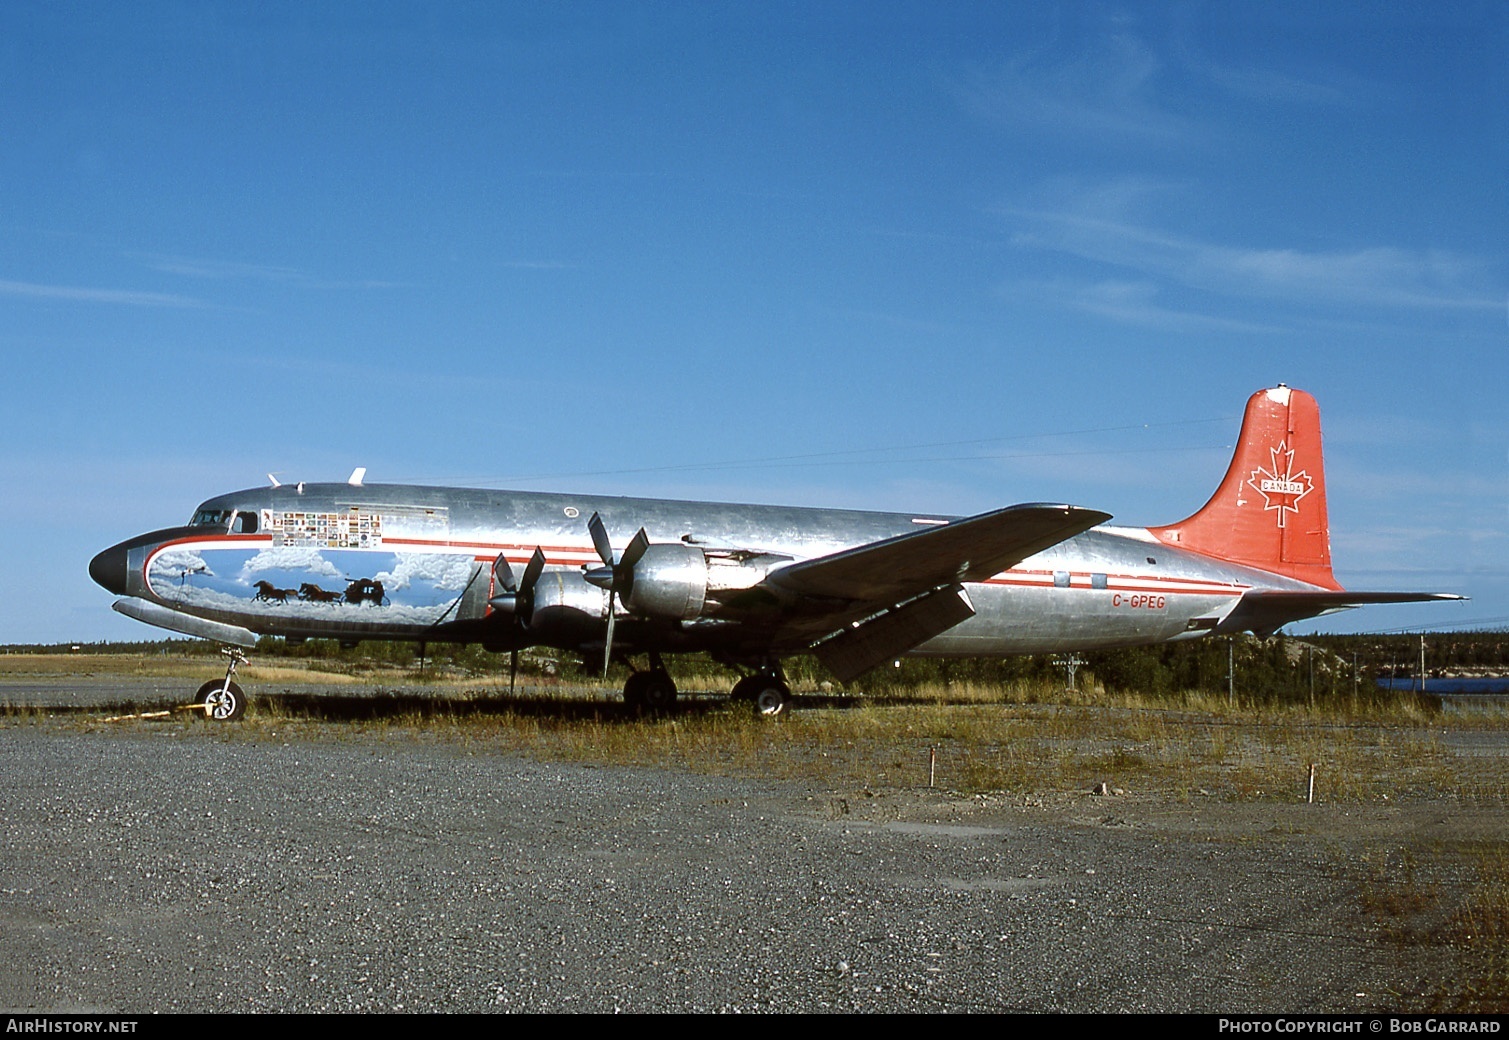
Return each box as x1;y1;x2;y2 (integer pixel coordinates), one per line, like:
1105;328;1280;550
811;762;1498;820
1228;637;1235;706
1420;634;1427;694
1052;653;1086;692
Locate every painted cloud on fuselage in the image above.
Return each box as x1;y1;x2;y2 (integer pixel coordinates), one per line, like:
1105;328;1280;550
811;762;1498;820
147;545;475;625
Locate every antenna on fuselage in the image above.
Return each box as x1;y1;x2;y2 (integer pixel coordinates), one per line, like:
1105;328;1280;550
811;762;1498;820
348;467;366;487
266;473;282;488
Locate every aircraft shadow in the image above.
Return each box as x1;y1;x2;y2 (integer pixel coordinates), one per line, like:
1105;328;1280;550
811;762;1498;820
28;689;869;724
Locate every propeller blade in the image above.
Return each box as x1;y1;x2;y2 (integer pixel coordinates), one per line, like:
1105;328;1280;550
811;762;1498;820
622;527;650;571
588;512;614;568
492;552;516;593
520;548;546;593
489;552;519;612
602;598;616;679
584;514;631;677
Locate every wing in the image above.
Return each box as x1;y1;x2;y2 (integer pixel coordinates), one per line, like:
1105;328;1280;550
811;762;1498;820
760;503;1111;681
766;503;1111;602
1216;589;1467;639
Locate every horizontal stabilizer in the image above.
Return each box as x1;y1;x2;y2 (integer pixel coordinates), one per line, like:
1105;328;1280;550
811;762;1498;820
768;503;1110;603
113;597;259;647
814;585;976;684
1216;590;1466;639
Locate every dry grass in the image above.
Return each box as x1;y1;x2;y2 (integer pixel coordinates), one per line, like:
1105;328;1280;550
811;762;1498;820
0;652;368;685
1361;842;1509;1012
96;680;1475;809
11;655;1500;806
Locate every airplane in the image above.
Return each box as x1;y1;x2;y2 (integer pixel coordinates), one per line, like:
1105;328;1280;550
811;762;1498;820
89;385;1461;721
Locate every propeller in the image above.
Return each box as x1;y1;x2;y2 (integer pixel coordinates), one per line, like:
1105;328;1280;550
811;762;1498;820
583;512;649;677
489;547;545;693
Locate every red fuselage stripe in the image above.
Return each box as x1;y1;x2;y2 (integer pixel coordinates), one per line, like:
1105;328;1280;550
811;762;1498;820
146;533;1252;597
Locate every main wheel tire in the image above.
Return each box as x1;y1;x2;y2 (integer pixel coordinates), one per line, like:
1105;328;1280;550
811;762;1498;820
640;672;678;712
730;675;789;717
623;671;651;710
195;679;247;722
750;682;790;717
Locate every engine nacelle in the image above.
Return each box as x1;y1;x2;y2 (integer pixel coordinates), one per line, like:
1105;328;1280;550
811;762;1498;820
622;544;793;621
623;543;707;620
527;570;608;642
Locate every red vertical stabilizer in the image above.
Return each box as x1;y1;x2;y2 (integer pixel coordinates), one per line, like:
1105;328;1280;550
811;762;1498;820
1149;386;1341;590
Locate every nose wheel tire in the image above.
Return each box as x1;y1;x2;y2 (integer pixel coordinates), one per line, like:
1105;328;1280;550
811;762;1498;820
195;679;247;722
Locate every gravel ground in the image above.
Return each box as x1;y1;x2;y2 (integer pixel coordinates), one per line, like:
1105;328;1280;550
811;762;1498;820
3;696;1497;1014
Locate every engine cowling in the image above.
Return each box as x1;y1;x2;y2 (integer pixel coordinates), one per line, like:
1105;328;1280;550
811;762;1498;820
622;543;707;620
619;545;794;621
527;570;608;642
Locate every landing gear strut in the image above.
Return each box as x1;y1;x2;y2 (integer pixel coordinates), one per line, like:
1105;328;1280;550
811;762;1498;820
623;652;677;712
195;647;249;722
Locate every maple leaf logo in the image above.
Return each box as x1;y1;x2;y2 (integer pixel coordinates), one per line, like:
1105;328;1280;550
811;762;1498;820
1246;441;1312;528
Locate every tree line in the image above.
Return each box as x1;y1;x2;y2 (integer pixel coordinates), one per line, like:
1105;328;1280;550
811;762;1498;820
12;630;1506;704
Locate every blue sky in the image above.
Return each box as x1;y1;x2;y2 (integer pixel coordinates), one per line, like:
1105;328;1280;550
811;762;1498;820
2;1;1504;643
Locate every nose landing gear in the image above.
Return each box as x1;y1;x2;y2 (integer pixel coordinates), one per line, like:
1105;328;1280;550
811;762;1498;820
194;647;249;722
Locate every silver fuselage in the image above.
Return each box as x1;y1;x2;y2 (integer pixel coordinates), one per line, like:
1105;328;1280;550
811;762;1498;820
91;482;1318;664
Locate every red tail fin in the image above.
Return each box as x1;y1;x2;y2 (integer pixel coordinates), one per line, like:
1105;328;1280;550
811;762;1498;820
1149;386;1341;590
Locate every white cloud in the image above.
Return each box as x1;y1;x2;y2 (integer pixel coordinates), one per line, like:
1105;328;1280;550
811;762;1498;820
1006;207;1501;313
240;547;343;580
961;27;1193;143
375;553;476;592
1006;277;1286;334
0;278;201;308
148;549;212;581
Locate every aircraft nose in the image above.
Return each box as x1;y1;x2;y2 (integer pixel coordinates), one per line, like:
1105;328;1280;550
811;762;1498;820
89;542;130;595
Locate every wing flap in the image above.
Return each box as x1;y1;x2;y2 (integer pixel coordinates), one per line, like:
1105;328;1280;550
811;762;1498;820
767;503;1111;603
813;585;976;683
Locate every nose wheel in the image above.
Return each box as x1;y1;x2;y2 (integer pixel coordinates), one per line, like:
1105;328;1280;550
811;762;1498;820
195;678;247;721
194;647;249;722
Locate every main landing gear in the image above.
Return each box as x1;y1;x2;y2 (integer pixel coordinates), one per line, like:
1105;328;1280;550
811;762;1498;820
195;647;249;722
623;665;679;712
618;654;791;717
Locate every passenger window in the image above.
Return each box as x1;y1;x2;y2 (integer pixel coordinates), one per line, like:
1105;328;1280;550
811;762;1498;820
1091;573;1108;590
1053;571;1070;588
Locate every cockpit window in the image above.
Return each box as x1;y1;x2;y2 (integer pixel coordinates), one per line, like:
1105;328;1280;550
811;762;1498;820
188;508;259;532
